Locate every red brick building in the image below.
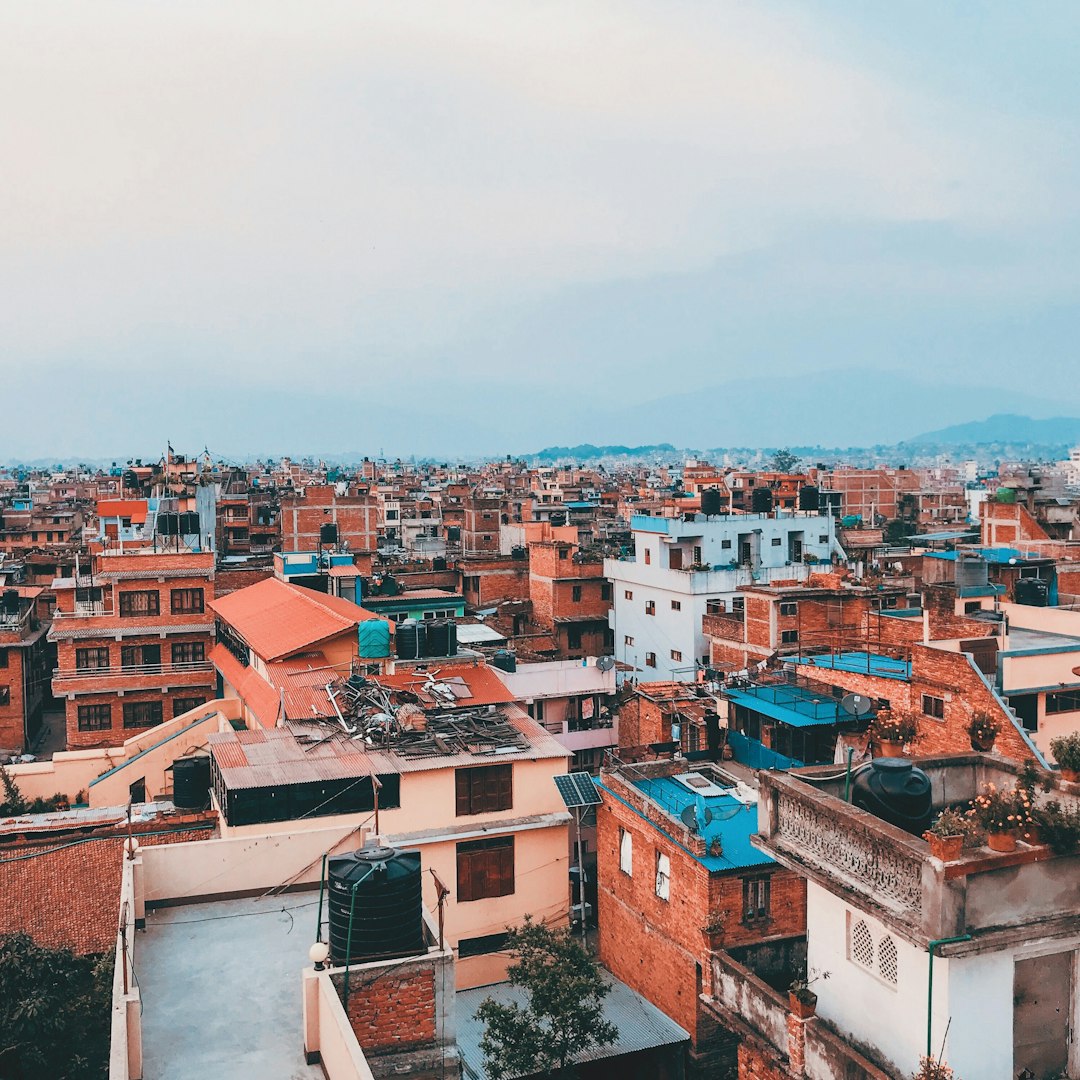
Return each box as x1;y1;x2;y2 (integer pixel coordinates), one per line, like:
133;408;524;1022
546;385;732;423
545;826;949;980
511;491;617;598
527;537;612;660
280;484;378;553
0;586;51;756
597;759;807;1077
49;550;217;750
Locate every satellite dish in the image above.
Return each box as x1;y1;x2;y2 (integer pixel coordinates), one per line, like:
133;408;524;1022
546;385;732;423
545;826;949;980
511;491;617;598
681;803;713;832
596;655;616;672
841;693;872;718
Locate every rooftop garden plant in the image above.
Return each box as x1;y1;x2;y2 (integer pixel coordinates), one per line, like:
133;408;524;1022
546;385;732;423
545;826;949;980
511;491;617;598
869;709;918;744
924;809;969;861
968;782;1035;851
1035;800;1080;856
1050;731;1080;781
965;711;1000;751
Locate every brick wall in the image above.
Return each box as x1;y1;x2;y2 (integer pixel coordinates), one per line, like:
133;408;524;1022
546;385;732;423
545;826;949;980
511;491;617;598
336;962;437;1055
0;639;28;753
738;1039;793;1079
281;486;378;552
456;559;529;608
597;769;806;1052
923;586;997;640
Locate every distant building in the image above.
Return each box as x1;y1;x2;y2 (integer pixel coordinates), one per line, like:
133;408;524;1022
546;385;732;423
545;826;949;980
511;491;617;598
605;512;843;681
0;586;51;756
50;549;217;750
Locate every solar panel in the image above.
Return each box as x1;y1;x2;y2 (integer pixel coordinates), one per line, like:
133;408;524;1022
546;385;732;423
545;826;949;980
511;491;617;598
553;772;602;809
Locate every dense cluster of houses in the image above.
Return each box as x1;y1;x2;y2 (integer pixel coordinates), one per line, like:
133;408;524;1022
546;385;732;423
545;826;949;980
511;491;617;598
2;447;1080;1079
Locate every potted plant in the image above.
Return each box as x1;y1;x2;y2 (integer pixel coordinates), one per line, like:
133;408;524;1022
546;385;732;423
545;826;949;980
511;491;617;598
966;711;1000;753
1050;732;1080;783
870;710;918;758
788;969;829;1019
1035;800;1080;855
924;809;967;862
968;782;1031;852
911;1056;955;1080
701;911;726;950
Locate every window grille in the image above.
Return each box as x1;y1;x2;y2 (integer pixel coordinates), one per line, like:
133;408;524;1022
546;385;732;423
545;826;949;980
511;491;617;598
878;935;898;984
851;919;874;969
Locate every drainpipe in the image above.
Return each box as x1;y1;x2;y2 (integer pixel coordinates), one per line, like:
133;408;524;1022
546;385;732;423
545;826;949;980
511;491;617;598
843;747;854;802
927;935;972;1059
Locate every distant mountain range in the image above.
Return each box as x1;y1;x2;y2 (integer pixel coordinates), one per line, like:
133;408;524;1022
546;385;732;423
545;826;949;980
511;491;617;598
904;413;1080;448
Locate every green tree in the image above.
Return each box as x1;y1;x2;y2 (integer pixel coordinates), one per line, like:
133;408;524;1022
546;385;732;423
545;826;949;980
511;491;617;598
477;919;618;1079
769;448;800;472
0;933;113;1079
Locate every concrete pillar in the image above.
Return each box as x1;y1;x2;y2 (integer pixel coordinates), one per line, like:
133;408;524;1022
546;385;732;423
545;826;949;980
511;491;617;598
301;967;321;1065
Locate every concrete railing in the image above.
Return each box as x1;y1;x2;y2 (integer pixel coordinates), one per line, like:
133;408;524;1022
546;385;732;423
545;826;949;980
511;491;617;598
710;949;790;1052
108;843;142;1080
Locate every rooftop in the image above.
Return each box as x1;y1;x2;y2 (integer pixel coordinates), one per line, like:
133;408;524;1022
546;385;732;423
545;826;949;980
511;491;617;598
456;970;689;1079
792;650;912;680
724;678;877;729
210;576;384;661
622;773;773;872
1003;626;1080;654
139;896;322;1080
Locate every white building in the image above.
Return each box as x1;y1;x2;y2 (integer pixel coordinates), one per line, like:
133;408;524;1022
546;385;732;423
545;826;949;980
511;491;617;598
733;759;1080;1080
604;511;844;681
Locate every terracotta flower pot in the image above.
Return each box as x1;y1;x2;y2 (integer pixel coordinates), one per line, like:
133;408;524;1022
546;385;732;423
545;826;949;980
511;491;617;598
877;740;905;758
1061;767;1080;784
925;833;964;861
970;734;996;753
789;991;817;1019
987;831;1018;853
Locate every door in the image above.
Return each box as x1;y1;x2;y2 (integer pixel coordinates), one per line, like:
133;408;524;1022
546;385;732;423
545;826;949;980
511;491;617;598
1014;951;1072;1078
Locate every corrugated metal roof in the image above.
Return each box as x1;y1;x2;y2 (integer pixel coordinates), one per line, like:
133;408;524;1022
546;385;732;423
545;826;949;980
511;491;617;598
208;707;567;790
456;971;689;1079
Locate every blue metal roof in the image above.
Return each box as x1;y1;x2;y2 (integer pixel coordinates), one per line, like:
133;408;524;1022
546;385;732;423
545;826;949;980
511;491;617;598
793;651;911;681
907;529;979;543
725;681;863;728
621;776;773;871
926;547;1046;564
457;971;689;1079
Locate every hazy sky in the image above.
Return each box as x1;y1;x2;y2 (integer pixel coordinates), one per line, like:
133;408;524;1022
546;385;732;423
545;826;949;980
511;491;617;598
2;2;1079;457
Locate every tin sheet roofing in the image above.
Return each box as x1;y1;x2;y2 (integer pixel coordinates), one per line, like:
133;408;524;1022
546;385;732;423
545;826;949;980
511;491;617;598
456;971;689;1078
209;577;382;661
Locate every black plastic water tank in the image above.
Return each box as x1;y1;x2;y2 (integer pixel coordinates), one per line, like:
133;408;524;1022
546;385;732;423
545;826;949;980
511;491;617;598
2;589;20;615
320;522;339;545
751;487;774;514
798;485;820;512
447;526;461;542
446;621;457;657
432;556;447;571
395;619;423;660
492;649;517;673
700;488;723;517
851;758;933;836
172;754;211;810
327;846;424;964
425;619;451;657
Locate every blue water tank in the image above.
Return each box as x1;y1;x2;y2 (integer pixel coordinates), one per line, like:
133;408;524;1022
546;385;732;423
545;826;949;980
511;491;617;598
358;619;391;659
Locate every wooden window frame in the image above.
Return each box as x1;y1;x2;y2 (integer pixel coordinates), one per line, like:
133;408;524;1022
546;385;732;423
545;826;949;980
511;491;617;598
77;703;112;731
456;836;514;902
119;590;160;617
122;700;164;729
171;641;206;665
742;874;771;923
75;646;110;671
455;764;513;816
170;588;205;615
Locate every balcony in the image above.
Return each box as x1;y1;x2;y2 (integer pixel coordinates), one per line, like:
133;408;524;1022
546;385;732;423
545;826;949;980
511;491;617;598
52;660;216;693
54;602;113;618
756;754;1080;943
0;607;35;634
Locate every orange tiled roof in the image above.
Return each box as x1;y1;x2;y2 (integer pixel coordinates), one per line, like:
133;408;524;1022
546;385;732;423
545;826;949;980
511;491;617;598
209;577;382;661
0;828;214;956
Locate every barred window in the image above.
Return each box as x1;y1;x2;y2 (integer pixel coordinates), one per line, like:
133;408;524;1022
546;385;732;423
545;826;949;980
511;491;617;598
851;919;874;969
878;935;898;984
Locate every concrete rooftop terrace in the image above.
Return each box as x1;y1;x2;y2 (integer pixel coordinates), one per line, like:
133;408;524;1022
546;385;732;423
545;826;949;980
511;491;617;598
139;896;323;1080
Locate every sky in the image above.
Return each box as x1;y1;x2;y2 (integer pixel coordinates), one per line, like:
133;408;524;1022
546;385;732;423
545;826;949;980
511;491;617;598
2;1;1080;458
